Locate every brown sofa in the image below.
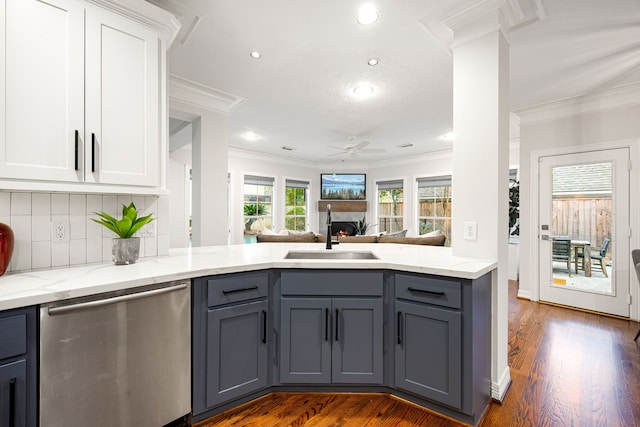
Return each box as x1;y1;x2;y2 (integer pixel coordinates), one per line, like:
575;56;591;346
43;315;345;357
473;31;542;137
257;233;446;246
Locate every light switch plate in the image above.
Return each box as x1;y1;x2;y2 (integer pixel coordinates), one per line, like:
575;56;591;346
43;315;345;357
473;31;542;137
464;221;477;240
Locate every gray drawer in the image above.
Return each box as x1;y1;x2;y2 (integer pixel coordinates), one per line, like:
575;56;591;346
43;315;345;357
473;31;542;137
395;273;461;309
281;271;383;296
0;314;27;360
208;272;268;307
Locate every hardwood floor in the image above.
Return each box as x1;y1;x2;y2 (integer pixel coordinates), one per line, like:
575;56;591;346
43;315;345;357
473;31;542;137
194;281;640;427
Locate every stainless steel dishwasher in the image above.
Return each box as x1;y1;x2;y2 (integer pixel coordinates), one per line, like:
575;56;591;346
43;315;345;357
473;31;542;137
39;280;191;427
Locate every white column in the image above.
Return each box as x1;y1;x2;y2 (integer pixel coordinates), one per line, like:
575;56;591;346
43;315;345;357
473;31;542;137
447;6;511;401
191;112;229;246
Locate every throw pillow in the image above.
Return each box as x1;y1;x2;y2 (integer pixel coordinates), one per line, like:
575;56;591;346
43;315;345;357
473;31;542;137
386;229;408;237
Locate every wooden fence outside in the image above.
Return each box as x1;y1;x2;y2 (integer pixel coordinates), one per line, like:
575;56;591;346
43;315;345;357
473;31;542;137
552;198;611;254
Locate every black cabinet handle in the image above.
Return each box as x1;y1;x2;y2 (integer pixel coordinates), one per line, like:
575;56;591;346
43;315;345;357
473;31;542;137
397;311;403;345
222;286;258;295
408;287;445;297
335;308;339;341
261;310;267;344
325;308;329;341
91;133;96;172
9;377;16;427
74;130;79;171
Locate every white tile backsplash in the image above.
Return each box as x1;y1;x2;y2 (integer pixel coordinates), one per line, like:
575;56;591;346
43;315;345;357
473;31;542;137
1;192;168;273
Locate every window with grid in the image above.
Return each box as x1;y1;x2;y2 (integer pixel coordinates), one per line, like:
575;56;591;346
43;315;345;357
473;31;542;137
417;175;452;246
377;179;404;233
285;179;309;231
243;175;273;234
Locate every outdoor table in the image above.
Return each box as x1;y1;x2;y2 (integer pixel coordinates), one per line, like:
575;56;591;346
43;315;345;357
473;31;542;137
572;240;592;277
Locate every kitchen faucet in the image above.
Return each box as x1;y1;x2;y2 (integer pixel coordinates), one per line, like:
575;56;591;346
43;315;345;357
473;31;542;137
326;204;335;249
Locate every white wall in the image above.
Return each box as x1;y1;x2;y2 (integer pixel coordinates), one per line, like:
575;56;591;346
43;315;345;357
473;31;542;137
517;86;640;323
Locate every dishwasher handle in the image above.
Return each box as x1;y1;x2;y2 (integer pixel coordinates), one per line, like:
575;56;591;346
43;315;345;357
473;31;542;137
47;283;188;315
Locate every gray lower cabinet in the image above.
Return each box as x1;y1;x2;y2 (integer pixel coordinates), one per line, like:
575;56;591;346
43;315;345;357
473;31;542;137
395;300;462;408
280;297;383;384
206;300;268;407
0;307;36;427
192;272;270;419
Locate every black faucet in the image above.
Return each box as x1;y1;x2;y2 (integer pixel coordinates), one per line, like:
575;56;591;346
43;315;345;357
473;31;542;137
326;204;333;249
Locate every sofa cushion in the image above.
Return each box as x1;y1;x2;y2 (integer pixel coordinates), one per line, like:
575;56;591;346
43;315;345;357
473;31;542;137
420;229;444;237
316;234;378;243
257;233;317;243
378;235;446;246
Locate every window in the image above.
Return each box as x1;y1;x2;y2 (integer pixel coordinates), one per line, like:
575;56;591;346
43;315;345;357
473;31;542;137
243;175;273;234
285;179;309;231
377;179;404;233
417;175;452;246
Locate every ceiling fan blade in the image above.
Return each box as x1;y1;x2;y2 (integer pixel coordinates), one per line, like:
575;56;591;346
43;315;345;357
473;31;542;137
327;151;345;157
328;145;346;151
360;148;386;153
354;140;370;149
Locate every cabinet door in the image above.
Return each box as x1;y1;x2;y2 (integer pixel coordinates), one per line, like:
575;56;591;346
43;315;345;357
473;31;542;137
332;298;383;384
0;360;27;427
206;300;268;408
0;0;84;182
280;298;331;384
395;300;462;409
85;7;159;186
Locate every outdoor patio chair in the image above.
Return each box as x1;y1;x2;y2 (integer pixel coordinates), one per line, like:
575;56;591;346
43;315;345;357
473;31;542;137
631;249;640;341
552;236;572;276
578;238;611;278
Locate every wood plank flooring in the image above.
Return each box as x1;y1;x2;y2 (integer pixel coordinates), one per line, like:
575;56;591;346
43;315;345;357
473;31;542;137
194;281;640;427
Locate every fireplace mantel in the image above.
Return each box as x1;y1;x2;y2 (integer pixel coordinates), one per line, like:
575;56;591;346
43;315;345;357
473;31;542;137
317;201;367;212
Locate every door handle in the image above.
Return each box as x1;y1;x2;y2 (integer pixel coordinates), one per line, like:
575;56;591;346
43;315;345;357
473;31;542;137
408;287;445;297
335;308;339;342
47;283;188;315
261;310;267;344
91;133;96;172
397;311;403;345
325;308;329;341
9;377;16;427
74;130;79;171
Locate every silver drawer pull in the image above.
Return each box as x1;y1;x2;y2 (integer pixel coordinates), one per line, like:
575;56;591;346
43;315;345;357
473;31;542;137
47;283;188;315
408;287;445;297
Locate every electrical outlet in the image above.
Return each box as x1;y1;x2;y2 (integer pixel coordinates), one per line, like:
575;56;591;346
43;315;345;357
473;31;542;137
463;221;477;241
51;221;70;242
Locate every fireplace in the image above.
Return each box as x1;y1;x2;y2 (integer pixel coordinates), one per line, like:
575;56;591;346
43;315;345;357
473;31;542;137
330;221;356;236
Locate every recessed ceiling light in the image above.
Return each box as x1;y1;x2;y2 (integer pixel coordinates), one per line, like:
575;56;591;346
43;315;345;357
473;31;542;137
441;132;455;141
242;131;260;141
249;51;261;59
356;5;379;25
353;84;374;97
367;58;379;66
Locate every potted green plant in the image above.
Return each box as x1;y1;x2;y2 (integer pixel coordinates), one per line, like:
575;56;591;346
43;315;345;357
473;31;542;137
352;215;377;236
92;202;154;265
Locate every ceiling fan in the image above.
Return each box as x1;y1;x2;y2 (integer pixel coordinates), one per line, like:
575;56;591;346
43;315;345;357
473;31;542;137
328;137;386;157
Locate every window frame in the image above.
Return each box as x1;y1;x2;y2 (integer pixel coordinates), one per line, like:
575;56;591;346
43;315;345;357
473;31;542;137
284;179;309;232
416;175;452;246
376;179;404;234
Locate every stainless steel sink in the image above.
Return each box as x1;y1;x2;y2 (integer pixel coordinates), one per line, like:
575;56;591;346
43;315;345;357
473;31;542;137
284;251;379;260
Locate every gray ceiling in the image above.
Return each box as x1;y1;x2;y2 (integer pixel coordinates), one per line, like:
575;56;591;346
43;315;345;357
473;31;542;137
162;0;640;163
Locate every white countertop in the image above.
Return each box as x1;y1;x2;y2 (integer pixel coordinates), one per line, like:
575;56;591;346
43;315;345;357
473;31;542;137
0;243;496;311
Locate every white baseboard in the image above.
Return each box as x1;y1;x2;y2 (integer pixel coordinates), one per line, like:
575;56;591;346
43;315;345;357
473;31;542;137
491;366;512;402
516;288;531;300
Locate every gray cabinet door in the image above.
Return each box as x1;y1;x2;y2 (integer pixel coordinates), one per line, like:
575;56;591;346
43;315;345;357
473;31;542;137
280;298;332;383
0;360;26;427
206;300;268;407
332;298;383;384
395;300;462;409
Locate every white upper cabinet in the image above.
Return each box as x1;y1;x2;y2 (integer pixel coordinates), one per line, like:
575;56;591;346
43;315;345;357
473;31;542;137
0;0;174;192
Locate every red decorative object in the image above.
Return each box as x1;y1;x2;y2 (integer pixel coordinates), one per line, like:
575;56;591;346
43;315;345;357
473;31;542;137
0;222;14;276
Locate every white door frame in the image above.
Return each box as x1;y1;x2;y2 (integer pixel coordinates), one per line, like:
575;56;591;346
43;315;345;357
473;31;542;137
527;139;640;321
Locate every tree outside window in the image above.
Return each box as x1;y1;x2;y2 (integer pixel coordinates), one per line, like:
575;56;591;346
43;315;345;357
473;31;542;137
284;184;308;231
377;180;404;233
417;176;452;246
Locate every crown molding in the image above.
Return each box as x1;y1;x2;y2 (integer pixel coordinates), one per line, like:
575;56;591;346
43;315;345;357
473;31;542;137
169;74;246;113
229;147;318;169
422;0;545;54
87;0;180;45
516;82;640;125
